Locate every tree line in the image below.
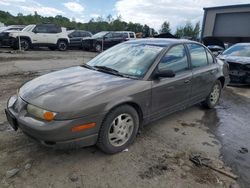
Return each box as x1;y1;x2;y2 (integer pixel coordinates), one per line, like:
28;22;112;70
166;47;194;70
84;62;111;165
0;10;200;39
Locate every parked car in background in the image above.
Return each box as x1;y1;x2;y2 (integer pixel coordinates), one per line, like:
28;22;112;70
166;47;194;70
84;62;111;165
0;25;25;47
218;43;250;85
202;36;225;56
4;24;69;51
5;39;229;154
82;31;136;52
68;30;92;48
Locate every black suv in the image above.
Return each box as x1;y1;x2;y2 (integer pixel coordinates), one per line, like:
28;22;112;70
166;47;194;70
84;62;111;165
82;31;136;52
68;30;92;48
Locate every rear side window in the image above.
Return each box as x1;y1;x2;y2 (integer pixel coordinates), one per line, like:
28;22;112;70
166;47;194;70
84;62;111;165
48;25;61;33
158;45;189;73
129;33;135;38
187;43;208;68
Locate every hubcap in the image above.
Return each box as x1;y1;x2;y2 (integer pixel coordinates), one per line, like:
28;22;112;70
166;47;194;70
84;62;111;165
210;84;220;105
108;113;134;147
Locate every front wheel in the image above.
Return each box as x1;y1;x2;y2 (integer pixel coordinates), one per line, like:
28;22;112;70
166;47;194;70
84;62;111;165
18;39;30;51
203;80;222;109
95;43;102;52
97;105;139;154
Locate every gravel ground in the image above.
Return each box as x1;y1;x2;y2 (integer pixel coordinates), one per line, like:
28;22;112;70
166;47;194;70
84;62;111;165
0;49;248;188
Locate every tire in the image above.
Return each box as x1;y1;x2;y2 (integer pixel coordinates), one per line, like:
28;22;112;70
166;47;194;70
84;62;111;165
57;40;68;51
97;105;139;154
203;80;222;109
95;43;102;52
19;39;30;51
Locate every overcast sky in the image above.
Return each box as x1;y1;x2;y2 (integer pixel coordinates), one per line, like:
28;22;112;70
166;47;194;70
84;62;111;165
0;0;249;31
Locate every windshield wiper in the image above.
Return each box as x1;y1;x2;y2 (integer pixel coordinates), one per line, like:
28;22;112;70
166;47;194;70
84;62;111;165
94;66;119;73
82;64;96;70
94;65;139;79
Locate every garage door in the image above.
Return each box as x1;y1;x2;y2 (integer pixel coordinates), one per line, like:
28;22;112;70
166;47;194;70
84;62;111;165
213;12;250;37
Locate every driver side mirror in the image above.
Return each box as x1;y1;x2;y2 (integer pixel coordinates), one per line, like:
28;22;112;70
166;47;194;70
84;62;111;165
33;30;37;34
155;70;175;79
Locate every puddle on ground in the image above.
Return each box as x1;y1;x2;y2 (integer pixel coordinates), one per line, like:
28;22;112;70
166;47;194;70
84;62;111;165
201;89;250;188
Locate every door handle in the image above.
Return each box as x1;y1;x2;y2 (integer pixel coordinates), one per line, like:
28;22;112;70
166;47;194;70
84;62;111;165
184;79;190;83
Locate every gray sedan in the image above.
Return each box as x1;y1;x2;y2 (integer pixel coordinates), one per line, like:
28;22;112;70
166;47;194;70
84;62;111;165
5;39;230;153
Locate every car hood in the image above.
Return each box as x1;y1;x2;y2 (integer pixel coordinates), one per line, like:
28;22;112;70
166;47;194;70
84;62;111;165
19;66;137;114
218;55;250;64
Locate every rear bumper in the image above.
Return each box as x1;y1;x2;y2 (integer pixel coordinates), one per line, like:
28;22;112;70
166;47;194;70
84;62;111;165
5;95;104;149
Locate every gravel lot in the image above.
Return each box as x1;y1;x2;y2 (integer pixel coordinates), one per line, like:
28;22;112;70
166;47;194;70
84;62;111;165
0;49;249;188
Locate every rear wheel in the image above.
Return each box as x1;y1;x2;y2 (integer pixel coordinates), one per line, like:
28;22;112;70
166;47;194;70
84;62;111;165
203;80;222;109
97;105;139;154
57;40;68;51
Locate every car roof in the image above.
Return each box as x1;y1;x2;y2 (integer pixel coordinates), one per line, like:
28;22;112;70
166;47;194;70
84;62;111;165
125;38;197;47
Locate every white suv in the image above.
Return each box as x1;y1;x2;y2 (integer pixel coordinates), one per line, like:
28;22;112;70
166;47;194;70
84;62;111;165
8;24;69;51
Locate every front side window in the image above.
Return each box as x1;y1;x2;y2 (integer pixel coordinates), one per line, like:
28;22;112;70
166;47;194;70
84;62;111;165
187;43;208;68
87;43;163;78
33;25;48;33
158;45;189;73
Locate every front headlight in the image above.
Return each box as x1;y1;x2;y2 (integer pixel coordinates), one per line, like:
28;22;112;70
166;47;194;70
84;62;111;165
27;104;56;121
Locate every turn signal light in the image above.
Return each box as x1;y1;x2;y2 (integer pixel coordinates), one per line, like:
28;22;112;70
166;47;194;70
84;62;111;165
71;123;96;132
43;111;55;121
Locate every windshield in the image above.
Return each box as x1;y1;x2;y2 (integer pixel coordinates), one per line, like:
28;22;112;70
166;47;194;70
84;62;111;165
86;43;164;78
222;44;250;57
92;31;109;38
22;25;35;32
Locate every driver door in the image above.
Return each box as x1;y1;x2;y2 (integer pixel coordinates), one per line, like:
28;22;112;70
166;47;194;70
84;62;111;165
32;25;48;44
151;44;192;119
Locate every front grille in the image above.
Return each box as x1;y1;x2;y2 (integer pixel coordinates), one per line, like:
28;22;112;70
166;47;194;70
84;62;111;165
228;62;242;71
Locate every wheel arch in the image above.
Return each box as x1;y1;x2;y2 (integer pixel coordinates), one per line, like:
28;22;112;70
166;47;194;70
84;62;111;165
18;36;32;44
57;38;69;44
218;76;225;88
104;100;144;128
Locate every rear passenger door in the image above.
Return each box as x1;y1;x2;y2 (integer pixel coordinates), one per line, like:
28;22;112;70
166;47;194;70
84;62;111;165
45;25;61;44
187;43;218;102
111;33;125;45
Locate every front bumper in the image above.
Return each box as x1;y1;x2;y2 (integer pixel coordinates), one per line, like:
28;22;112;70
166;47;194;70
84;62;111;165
229;70;250;85
0;36;16;47
5;95;104;149
228;63;250;85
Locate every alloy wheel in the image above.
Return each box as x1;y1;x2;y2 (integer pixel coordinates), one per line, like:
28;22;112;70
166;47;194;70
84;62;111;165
210;83;220;105
108;113;134;147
